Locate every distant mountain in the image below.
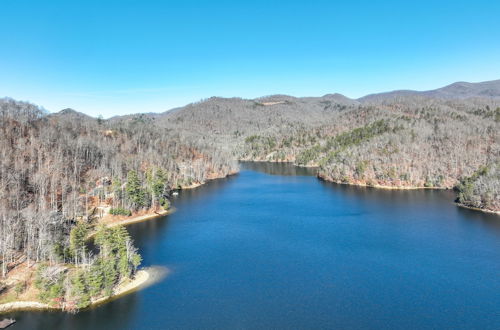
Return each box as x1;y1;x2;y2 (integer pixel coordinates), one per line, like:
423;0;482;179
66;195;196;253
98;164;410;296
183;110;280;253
428;80;500;98
320;93;360;106
48;108;95;121
105;80;499;161
107;80;500;124
358;79;500;103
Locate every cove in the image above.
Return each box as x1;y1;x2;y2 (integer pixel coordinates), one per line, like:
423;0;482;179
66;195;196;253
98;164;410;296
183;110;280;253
9;162;500;329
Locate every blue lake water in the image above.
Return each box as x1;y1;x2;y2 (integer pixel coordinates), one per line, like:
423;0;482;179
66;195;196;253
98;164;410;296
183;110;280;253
11;162;500;329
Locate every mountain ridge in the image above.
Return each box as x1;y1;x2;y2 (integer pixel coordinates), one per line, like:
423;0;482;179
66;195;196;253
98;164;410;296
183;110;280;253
358;79;500;103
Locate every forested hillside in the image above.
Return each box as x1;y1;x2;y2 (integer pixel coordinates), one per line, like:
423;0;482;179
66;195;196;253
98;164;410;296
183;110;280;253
0;98;236;309
0;97;236;267
455;163;500;212
1;79;499;309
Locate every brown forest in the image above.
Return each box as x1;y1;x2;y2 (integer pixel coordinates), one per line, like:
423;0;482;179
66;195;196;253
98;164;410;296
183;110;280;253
1;79;499;282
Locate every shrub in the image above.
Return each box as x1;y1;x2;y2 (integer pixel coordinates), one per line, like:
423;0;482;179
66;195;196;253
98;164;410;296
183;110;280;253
109;207;132;216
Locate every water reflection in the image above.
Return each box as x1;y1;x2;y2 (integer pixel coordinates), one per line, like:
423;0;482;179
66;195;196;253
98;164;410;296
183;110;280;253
456;206;500;233
240;161;318;176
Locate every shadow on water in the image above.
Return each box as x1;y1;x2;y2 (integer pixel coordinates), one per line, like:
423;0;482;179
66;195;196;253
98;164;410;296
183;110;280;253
240;161;318;176
319;178;500;232
456;205;500;233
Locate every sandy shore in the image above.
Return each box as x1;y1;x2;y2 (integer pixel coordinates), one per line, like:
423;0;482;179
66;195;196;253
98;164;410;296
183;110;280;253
88;266;169;309
90;269;150;306
0;267;168;314
86;208;174;240
104;209;173;228
0;301;52;313
180;182;203;189
180;171;238;190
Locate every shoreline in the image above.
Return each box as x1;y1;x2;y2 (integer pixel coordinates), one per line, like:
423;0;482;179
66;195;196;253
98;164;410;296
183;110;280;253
89;266;169;308
0;267;168;314
103;208;173;228
179;171;239;190
179;170;239;190
456;203;500;215
90;268;150;307
239;159;319;168
317;175;450;190
86;208;174;240
239;159;293;163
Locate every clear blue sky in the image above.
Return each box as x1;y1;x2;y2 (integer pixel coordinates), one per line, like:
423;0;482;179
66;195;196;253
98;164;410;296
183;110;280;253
1;0;500;117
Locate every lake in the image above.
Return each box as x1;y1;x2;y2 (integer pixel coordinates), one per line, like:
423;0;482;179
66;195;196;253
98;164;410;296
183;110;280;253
10;162;500;329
